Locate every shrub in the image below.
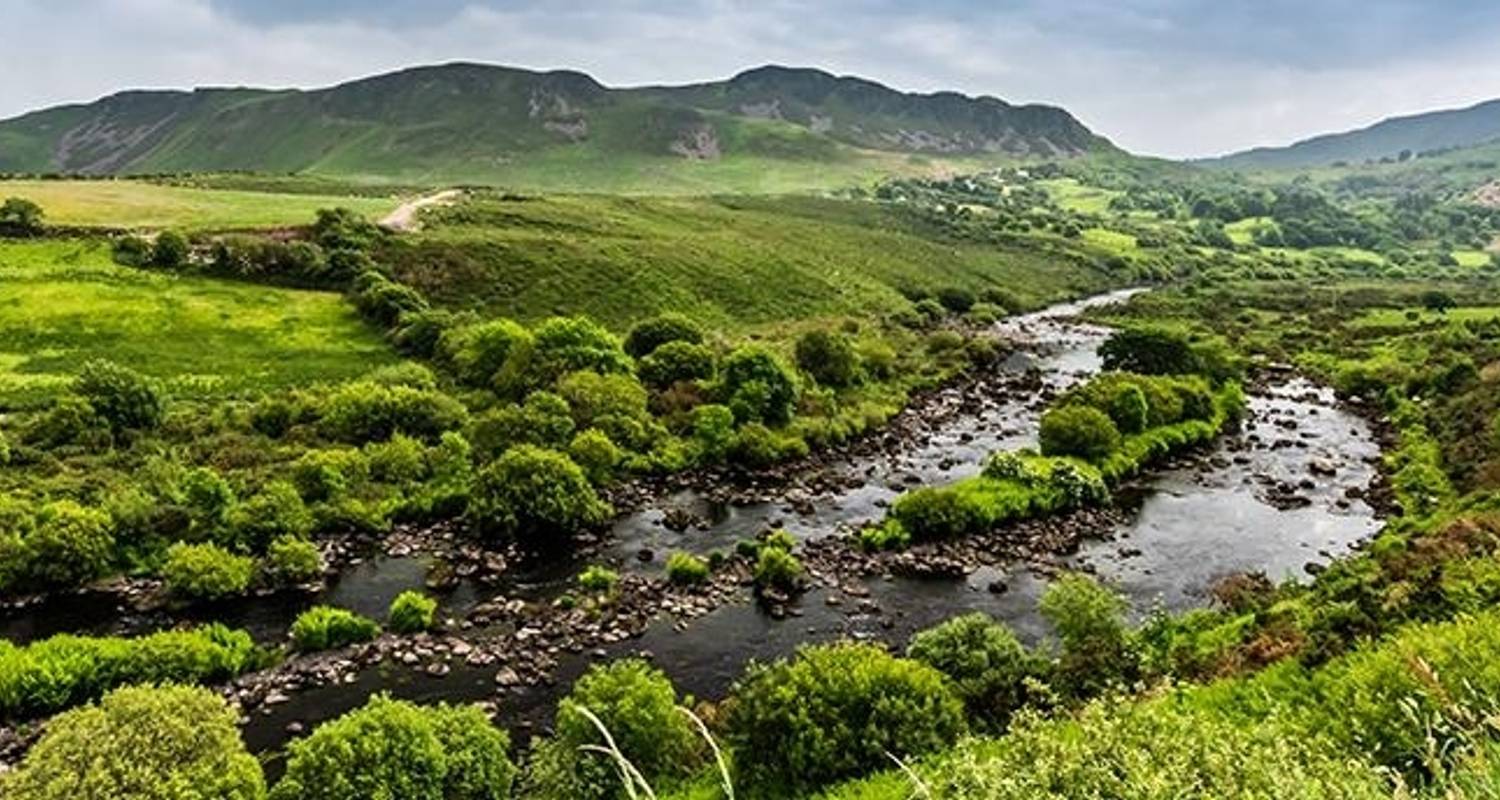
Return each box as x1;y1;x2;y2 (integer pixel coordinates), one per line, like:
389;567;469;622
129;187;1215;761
394;308;462;358
639;340;716;388
1039;573;1135;698
264;535;323;585
913;297;946;322
0;685;265;800
469;391;575;459
1099;326;1201;376
888;487;984;541
721;347;798;425
1039;405;1121;461
365;433;429;484
181;466;236;533
352;272;428;328
514;316;633;392
558;371;649;430
937;286;977;313
23;500;114;589
753;545;804;592
74;359;164;432
468;446;612;544
320;382;467;444
271;695;515;800
290;448;369;502
858;521;911;552
725;642;966;793
1107;384;1150;434
794;330;862;388
0;196;44;236
568;428;621;483
729;422;808;468
289;606;380;652
24;396;111;449
388;590;438;633
112;233;152;266
665;551;710;585
229;482;312;550
444;318;534;387
577;565;620;594
624;313;705;358
528;659;702;800
161;542;255;601
857;339;898;379
690;404;737;460
907;613;1041;730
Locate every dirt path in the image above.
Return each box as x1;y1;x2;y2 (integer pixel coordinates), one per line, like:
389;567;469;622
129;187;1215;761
380;189;463;232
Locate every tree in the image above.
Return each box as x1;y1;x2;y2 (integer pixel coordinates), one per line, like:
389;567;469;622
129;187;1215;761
1099;326;1201;376
907;612;1043;731
1;685;266;800
74;359;165;432
720;347;799;425
1421;290;1456;315
0;196;44;236
794;330;861;388
624;313;704;358
468;445;611;544
1039;573;1135;698
152;231;191;269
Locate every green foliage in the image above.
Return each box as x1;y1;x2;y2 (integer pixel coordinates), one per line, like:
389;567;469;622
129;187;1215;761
264;534;323;585
557;371;649;431
568;428;622;483
152;230;191;269
577;565;620;594
1039;573;1135;698
388;590;438;633
753;545;804;592
365;434;430;484
690;404;737;460
888;453;1108;542
229;481;312;550
530;659;703;800
624;313;705;358
639;340;716;388
794;329;862;388
0;624;260;719
0;196;44;236
666;551;711;585
1038;405;1121;461
74;359;165;433
906;613;1043;731
937;286;977;313
320;381;468;445
726;642;966;794
161;542;255;601
468;445;612;544
1099;326;1203;377
512;316;633;392
1;685;265;800
290;448;369;503
721;347;799;425
271;694;515;800
289;606;381;652
444;318;534;388
469;391;575;459
21;500;115;590
1106;384;1149;434
352;271;429;328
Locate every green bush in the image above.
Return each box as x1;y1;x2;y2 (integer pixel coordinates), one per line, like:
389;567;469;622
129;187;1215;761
1107;384;1150;434
624;313;705;358
264;534;323;585
528;659;702;800
24;395;111;449
1099;326;1201;376
112;233;151;266
394;308;463;359
469;391;575;459
444;318;534;387
639;340;716;388
1038;405;1121;461
74;359;164;432
0;685;265;800
907;613;1042;731
320;381;468;445
290;448;369;502
937;286;977;313
568;429;621;483
468;446;612;544
665;551;710;585
0;196;45;236
352;271;428;328
289;606;381;652
558;371;649;430
726;642;966;794
388;590;438;633
182;466;236;533
151;230;191;269
721;347;799;425
271;694;515;800
512;316;633;392
23;500;115;589
0;624;260;719
1039;573;1135;698
229;481;312;550
690;404;737;460
161;542;255;601
795;330;862;388
753;545;804;592
888;486;984;540
577;565;620;594
729;422;809;468
365;434;430;484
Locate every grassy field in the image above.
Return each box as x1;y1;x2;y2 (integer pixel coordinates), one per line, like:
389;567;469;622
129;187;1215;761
0;179;400;231
0;239;395;408
379;193;1122;333
1035;177;1122;214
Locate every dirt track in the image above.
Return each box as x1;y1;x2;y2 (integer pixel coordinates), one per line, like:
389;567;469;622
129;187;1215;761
380;189;462;231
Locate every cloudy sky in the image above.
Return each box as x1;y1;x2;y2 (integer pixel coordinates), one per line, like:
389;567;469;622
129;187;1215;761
6;0;1500;158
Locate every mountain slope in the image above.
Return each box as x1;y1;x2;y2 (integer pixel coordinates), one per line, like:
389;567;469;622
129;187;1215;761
1203;98;1500;171
0;63;1109;190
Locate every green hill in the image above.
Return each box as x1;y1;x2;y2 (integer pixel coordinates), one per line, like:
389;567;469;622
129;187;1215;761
0;63;1111;193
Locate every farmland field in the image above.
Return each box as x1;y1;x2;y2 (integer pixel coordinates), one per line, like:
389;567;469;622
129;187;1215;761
0;179;400;230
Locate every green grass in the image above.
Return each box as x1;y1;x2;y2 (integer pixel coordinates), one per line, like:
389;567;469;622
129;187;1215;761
0;179;399;231
1453;249;1492;268
0;239;396;408
1035;178;1121;214
1349;305;1500;329
380;193;1121;334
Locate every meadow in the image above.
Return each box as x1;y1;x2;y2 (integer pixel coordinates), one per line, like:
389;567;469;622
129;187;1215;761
0;179;399;230
0;238;395;408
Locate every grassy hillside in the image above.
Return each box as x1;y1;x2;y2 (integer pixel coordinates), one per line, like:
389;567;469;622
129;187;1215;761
0;238;394;408
0;63;1108;193
379;192;1123;333
0;179;399;230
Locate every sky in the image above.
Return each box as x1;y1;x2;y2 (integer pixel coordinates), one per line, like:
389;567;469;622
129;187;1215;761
6;0;1500;158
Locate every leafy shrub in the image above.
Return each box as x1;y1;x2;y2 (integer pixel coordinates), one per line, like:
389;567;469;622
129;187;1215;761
468;446;612;544
271;694;515;800
229;481;312;550
0;196;45;236
1107;384;1150;434
577;565;620;594
729;422;809;468
512;316;633;392
151;230;191;269
639;340;716;388
394;308;463;358
888;486;984;541
365;433;429;484
858;521;912;552
0;685;265;800
753;545;804;592
937;286;977;313
24;396;111;450
726;642;966;794
913;297;947;323
721;347;799;425
289;606;381;652
22;500;115;589
528;659;702;800
74;359;164;432
690;404;737;460
857;339;898;379
264;534;323;585
112;233;152;266
444;318;534;387
320;381;467;444
352;272;429;328
0;624;260;719
568;429;621;483
1099;326;1201;376
625;313;705;358
1039;573;1135;698
290;448;369;502
795;330;862;388
1039;405;1121;461
558;371;649;430
388;590;438;633
665;551;710;585
907;613;1042;730
469;391;575;459
161;542;255;601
